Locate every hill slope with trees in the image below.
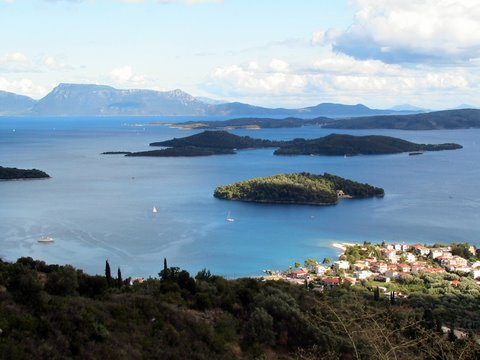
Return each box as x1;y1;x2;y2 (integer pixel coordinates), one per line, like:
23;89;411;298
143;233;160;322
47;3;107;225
0;257;478;359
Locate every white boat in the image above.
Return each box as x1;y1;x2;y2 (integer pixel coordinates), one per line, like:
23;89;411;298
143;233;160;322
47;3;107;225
226;212;235;222
152;207;157;213
38;236;54;243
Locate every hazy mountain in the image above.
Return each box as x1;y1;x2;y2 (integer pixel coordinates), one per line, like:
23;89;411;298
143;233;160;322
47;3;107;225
195;96;226;105
0;83;445;117
389;104;427;112
451;104;478;110
0;90;36;115
32;83;210;116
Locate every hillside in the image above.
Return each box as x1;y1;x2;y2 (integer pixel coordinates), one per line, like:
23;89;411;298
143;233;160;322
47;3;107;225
323;109;480;130
0;90;36;115
0;166;50;180
0;257;477;359
214;172;384;205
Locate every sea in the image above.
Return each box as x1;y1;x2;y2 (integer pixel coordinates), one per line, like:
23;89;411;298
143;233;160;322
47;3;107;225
1;116;479;278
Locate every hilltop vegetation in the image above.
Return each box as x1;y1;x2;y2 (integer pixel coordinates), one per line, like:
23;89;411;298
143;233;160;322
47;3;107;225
0;166;50;180
214;172;384;205
111;131;461;158
0;257;478;359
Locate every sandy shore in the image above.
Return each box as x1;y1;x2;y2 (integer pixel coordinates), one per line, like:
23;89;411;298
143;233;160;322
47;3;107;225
331;242;359;251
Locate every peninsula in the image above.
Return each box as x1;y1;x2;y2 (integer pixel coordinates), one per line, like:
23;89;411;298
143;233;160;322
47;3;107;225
105;131;462;157
214;172;384;205
0;166;50;180
159;109;480;131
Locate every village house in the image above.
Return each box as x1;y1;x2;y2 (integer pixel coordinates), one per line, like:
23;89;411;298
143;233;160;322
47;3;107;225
438;255;468;268
385;270;399;279
412;244;430;256
316;265;328;275
352;260;369;271
405;253;417;263
453;266;472;273
320;277;341;289
411;262;427;272
471;269;480;279
397;263;411;272
354;270;373;279
290;268;309;279
333;260;350;271
429;249;445;259
382;249;398;264
470;261;480;269
370;262;388;273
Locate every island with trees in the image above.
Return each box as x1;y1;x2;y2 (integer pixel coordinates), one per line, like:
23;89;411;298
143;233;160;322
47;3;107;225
273;133;462;156
214;172;384;205
322;109;480;130
156;108;480;131
0;166;50;180
103;130;462;158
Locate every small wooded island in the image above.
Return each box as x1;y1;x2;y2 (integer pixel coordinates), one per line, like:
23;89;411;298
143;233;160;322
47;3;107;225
104;131;462;157
0;166;50;180
214;172;384;205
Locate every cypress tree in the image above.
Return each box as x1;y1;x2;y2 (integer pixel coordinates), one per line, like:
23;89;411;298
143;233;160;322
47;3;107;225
105;259;112;286
117;267;123;288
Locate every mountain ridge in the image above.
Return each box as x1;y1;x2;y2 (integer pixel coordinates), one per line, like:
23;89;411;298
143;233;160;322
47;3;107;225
0;83;422;117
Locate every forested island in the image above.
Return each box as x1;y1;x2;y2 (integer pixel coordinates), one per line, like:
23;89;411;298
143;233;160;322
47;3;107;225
163;116;330;130
214;172;384;205
0;166;50;180
274;133;462;156
0;256;478;359
104;131;461;158
161;108;480;130
322;109;480;130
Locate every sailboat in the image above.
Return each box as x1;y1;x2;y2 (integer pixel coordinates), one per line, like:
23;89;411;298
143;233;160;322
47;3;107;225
152;207;157;214
38;236;54;244
226;211;235;222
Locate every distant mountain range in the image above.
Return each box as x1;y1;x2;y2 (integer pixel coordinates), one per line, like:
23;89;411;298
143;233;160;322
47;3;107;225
0;83;431;117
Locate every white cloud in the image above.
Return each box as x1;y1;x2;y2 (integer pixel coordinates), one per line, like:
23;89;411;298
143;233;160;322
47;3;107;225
109;65;153;87
331;0;480;63
44;56;72;70
0;77;47;98
4;52;28;62
206;53;477;108
269;58;289;72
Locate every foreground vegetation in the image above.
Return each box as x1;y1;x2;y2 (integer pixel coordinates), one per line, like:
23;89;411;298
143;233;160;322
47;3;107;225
214;172;384;205
0;257;478;359
0;166;50;180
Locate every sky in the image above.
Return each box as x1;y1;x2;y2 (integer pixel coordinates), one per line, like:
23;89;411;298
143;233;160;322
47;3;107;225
1;0;480;109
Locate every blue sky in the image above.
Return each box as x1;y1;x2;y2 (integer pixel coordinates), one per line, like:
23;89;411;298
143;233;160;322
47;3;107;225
1;0;479;109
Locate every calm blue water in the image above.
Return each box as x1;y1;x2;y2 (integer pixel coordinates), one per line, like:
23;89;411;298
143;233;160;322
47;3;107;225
1;116;479;278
